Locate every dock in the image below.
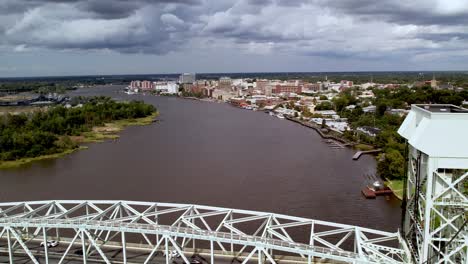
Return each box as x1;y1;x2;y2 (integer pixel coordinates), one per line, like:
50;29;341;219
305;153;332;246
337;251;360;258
352;149;382;160
285;116;348;144
361;188;376;199
361;187;394;199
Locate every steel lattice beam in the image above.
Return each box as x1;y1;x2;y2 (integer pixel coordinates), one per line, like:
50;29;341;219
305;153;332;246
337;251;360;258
0;200;412;264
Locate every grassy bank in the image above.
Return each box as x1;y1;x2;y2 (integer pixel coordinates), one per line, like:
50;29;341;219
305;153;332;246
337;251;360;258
354;143;375;151
0;112;158;169
0;147;88;169
386;179;404;200
77;112;158;143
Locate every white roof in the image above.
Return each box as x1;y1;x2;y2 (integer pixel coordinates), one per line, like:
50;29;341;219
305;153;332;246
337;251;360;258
398;104;468;158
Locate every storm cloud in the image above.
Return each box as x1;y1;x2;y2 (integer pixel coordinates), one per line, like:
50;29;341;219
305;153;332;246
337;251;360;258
1;0;468;76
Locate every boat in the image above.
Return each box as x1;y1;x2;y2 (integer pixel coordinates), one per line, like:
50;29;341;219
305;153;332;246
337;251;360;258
124;90;136;95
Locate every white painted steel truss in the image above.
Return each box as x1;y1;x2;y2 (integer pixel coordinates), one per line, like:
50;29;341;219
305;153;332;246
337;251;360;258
405;161;468;264
0;200;411;263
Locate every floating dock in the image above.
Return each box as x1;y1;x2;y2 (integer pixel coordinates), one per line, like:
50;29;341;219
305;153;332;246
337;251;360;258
361;187;394;199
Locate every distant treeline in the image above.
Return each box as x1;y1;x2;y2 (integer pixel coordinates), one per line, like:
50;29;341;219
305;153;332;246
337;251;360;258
0;82;77;94
2;71;468;89
0;97;156;161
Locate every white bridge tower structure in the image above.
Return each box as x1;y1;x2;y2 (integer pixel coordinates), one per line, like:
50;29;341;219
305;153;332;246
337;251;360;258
398;104;468;263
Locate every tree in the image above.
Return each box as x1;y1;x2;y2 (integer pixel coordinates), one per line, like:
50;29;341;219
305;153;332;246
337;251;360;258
377;149;405;180
0;97;156;162
315;102;333;110
333;97;348;112
376;102;388;117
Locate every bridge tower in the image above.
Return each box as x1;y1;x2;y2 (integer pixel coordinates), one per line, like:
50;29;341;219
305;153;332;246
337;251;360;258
398;104;468;263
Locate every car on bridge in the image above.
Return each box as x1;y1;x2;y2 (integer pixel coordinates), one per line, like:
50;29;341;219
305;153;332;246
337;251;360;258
40;240;59;248
163;250;181;259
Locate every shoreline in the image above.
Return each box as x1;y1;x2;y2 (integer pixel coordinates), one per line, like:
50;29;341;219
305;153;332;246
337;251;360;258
0;112;159;170
285;116;404;200
286;117;403;201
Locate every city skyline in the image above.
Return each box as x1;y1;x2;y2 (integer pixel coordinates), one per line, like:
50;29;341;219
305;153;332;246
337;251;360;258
1;0;468;77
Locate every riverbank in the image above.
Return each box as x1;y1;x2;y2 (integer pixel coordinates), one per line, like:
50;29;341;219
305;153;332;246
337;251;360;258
77;112;159;143
385;179;404;200
285;115;404;200
0;112;158;169
0;147;87;169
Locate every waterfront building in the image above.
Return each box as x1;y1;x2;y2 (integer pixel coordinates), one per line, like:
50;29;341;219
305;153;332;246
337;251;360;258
255;79;269;93
179;73;196;84
141;80;154;90
272;83;302;94
154;82;178;94
229;97;247;107
398;104;468;263
130;80;141;89
218;77;233;91
212;89;235;101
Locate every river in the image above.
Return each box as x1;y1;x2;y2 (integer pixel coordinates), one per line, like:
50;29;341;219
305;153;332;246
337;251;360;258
0;85;401;232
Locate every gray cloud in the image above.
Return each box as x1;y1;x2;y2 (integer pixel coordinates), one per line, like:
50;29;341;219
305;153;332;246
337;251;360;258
322;0;468;26
1;0;468;76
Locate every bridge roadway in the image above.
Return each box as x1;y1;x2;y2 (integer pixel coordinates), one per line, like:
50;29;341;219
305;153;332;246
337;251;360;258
0;200;412;264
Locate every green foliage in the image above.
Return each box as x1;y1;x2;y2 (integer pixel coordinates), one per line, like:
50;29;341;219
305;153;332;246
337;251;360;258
315;101;333;110
181;90;204;98
0;82;75;94
332;89;358;112
0;97;156;161
372;86;468;108
377;149;405;180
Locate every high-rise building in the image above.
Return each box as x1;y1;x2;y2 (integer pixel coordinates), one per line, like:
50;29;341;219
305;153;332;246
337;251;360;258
179;73;196;84
398;104;468;263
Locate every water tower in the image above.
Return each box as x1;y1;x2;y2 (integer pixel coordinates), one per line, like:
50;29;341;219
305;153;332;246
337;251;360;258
398;104;468;263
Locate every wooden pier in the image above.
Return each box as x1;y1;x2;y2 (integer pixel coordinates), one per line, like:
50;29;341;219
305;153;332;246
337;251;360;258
352;149;382;160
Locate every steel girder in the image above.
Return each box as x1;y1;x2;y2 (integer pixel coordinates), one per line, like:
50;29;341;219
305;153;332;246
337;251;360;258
0;200;411;263
403;151;468;264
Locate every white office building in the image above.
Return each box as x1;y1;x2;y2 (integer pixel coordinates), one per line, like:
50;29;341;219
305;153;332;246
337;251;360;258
154;82;178;94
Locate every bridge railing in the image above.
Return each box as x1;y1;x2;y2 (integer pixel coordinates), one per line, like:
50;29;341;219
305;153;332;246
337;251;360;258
0;200;411;264
0;218;359;260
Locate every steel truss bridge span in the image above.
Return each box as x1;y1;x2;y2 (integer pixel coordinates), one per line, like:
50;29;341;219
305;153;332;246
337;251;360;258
0;200;411;264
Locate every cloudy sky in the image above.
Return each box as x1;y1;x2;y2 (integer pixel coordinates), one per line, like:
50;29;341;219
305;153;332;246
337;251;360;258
1;0;468;77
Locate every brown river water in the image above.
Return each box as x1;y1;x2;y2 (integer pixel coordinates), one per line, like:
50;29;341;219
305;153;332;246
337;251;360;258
0;85;401;232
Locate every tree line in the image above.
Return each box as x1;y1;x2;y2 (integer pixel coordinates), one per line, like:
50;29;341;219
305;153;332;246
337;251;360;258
0;97;156;161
